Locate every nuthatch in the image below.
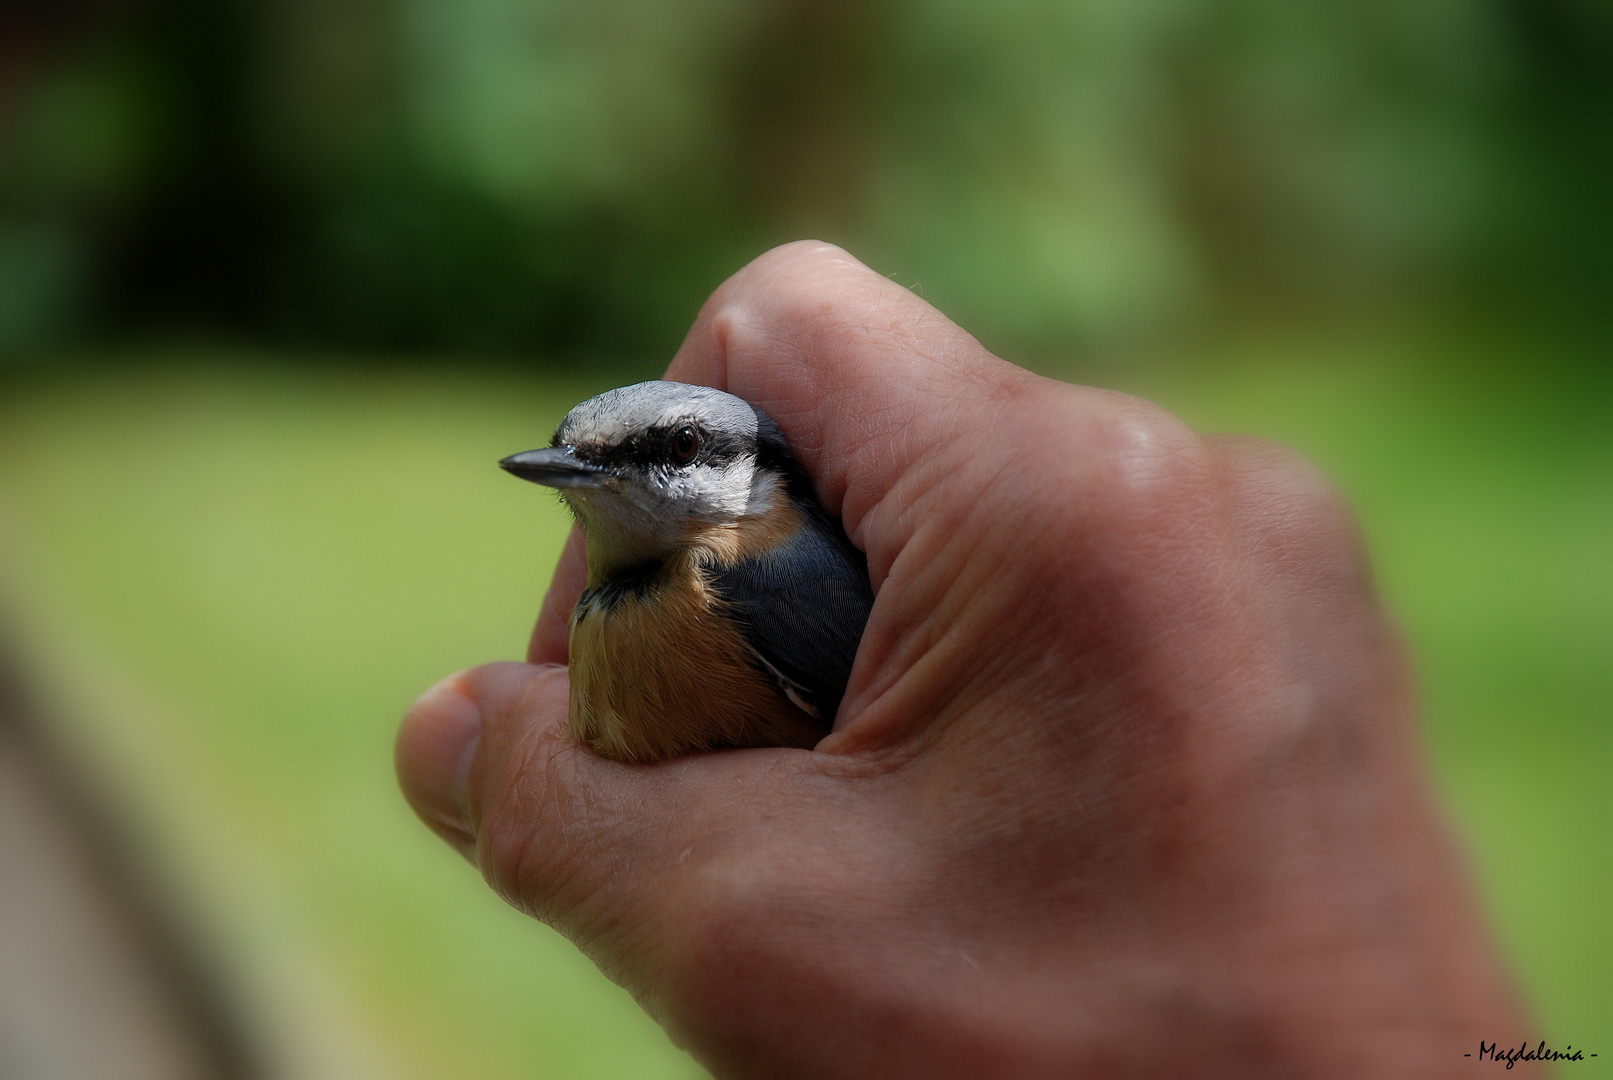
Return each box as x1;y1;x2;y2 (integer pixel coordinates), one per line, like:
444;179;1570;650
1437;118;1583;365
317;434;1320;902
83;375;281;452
500;381;873;763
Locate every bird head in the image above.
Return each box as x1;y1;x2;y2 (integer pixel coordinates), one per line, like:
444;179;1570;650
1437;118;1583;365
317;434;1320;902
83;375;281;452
501;381;790;578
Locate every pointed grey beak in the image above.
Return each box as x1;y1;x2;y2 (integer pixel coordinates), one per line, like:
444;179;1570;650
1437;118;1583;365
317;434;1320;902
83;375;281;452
499;447;611;489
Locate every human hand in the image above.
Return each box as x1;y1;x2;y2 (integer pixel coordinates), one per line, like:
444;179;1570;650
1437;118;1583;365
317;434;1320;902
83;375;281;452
397;242;1532;1077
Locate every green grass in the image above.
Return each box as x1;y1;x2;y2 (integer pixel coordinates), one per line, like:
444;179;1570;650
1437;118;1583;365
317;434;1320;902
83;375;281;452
0;343;1606;1073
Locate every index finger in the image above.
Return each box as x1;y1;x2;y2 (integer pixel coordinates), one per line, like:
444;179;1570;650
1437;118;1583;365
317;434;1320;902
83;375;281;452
527;524;587;666
664;241;1041;559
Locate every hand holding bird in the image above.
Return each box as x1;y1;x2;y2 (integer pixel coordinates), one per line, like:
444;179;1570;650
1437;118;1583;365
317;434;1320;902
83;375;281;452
398;241;1534;1078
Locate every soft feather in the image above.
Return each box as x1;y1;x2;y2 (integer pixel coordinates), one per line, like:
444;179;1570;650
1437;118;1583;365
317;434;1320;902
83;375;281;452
705;505;872;723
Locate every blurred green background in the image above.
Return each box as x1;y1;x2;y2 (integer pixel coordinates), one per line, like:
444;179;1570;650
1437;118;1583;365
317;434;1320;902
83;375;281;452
0;0;1607;1076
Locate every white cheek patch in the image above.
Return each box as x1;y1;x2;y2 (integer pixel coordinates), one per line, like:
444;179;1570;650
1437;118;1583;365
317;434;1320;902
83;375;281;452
570;455;760;569
743;467;781;518
677;457;756;520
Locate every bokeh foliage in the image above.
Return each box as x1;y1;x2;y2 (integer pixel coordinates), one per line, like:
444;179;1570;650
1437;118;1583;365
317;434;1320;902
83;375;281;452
1;0;1607;358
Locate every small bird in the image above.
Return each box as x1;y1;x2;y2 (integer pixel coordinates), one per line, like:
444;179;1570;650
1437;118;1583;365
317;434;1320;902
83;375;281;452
500;381;873;763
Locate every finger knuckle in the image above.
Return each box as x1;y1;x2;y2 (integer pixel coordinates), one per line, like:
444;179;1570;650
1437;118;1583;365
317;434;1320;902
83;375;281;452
475;727;589;918
475;742;552;903
709;242;873;346
1081;396;1214;530
1219;437;1370;589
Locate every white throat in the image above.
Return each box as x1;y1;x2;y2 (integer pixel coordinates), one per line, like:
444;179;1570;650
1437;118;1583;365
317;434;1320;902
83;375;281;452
569;456;772;581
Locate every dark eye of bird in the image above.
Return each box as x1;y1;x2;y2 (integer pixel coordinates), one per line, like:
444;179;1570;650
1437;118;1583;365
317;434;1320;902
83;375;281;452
671;426;699;465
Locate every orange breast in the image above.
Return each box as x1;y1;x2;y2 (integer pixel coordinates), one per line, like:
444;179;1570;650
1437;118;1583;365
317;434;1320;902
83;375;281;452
567;552;822;762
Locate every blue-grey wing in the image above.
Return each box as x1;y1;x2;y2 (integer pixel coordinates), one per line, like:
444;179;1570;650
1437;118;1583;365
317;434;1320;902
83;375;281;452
707;513;873;722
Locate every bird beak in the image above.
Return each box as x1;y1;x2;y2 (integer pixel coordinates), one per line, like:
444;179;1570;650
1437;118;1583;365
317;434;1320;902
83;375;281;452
499;447;611;490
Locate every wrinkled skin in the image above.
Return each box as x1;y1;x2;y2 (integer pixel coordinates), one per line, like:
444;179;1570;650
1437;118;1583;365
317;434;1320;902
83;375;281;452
397;242;1534;1078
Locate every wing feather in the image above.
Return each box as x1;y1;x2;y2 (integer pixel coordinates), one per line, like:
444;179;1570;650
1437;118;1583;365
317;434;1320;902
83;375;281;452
706;511;873;723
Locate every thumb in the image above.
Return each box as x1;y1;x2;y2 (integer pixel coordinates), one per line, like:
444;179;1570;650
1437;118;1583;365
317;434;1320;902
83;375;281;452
397;657;873;1019
397;660;823;982
397;661;639;928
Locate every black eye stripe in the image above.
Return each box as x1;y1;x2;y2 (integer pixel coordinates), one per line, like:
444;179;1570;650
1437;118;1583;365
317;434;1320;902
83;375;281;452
567;423;752;470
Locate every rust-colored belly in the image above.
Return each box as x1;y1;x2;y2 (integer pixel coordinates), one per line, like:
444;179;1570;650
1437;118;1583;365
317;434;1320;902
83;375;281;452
567;561;822;762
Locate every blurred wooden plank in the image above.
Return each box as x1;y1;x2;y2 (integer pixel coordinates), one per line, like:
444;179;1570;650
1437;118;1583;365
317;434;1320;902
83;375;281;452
0;653;257;1080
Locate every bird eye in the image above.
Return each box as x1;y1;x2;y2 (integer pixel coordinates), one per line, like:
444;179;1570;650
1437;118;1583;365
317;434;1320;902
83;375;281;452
671;426;699;465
